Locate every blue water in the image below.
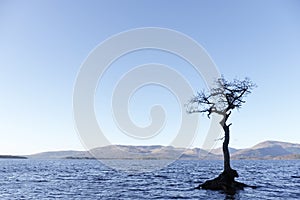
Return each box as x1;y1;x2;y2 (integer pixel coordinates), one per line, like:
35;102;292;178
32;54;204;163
0;159;299;199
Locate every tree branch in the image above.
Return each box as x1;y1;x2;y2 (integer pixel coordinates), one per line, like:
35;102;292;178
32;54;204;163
186;77;255;124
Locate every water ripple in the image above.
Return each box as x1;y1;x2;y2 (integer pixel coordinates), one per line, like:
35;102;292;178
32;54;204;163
0;159;299;199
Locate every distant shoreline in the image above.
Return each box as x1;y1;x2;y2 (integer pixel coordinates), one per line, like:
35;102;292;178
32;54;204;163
2;140;300;161
0;155;27;159
1;157;300;161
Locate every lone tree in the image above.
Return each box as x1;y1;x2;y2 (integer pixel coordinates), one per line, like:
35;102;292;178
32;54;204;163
187;76;256;194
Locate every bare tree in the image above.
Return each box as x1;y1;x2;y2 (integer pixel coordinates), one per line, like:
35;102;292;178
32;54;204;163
187;76;256;194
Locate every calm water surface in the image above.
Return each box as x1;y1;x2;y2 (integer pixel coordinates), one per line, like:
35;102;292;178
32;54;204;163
0;159;299;199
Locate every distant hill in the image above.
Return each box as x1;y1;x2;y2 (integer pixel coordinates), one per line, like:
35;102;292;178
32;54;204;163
28;150;91;159
232;141;300;160
26;140;300;160
28;145;217;160
209;147;239;155
232;145;290;159
251;140;300;154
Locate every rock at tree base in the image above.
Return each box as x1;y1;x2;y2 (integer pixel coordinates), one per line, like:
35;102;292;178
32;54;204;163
196;169;256;195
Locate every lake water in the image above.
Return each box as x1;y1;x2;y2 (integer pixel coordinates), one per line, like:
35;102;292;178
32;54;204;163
0;159;299;199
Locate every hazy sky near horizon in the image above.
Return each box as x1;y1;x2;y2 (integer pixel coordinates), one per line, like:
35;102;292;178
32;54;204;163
1;0;300;155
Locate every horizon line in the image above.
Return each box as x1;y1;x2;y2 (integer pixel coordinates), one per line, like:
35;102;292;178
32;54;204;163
1;139;299;156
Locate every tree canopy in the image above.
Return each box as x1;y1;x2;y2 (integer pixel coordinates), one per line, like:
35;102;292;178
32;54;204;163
187;77;256;120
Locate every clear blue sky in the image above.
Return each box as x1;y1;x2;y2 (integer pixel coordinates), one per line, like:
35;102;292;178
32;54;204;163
1;0;300;155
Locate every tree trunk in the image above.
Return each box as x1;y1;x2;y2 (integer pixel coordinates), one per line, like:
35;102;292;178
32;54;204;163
222;124;231;172
220;112;233;172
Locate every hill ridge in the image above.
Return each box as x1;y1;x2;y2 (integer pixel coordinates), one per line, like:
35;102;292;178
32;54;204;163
26;140;300;160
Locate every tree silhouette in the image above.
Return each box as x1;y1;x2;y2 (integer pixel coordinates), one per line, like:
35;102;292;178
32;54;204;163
187;76;256;194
